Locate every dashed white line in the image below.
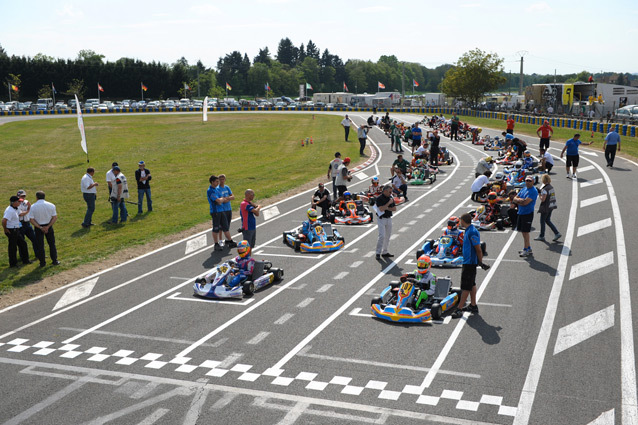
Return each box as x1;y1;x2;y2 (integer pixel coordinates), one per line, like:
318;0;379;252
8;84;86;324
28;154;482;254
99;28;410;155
185;234;207;255
316;284;333;293
432;203;440;208
246;331;270;345
350;260;364;268
53;278;99;311
417;214;426;219
334;272;349;280
577;165;595;173
569;251;614;280
553;305;614;355
577;218;612;237
218;352;243;369
363;251;375;258
407;220;417;225
274;313;295;325
296;298;314;308
580;194;608;208
390;234;399;240
398;227;409;233
425;209;433;213
580;178;603;188
262;206;280;221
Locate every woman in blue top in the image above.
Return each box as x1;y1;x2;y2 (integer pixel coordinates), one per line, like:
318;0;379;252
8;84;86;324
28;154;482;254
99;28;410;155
560;134;594;179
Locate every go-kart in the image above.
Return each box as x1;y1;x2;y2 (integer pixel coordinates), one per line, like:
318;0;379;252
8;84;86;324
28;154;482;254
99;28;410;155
193;260;284;298
483;136;505;151
416;235;487;267
437;147;453;165
470;205;506;231
505;170;539;188
371;276;461;323
283;222;344;253
330;200;373;224
409;166;436;185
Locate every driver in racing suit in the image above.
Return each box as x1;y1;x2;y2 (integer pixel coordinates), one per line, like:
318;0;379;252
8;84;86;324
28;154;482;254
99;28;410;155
299;208;319;241
400;255;436;308
522;151;535;171
227;240;255;288
441;216;464;256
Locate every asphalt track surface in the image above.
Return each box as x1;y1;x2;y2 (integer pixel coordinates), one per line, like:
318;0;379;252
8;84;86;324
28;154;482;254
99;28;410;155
0;111;637;424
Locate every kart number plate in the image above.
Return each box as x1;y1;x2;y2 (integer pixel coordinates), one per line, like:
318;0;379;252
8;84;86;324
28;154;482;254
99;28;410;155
219;265;228;273
399;282;413;297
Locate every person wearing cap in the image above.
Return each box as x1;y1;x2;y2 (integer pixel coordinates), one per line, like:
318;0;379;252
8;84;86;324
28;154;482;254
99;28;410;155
357;123;369;156
135;160;152;214
311;182;331;221
327;152;343;198
106;162;118;196
109;166;129;224
334;157;352;198
536;120;553;151
28;191;59;267
16;190;36;255
3;196;31;267
513;176;538;257
341;115;352;142
475;156;494;178
81;168;98;228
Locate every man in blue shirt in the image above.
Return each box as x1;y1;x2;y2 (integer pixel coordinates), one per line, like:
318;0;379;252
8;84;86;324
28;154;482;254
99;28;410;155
411;123;422;155
513;176;539;257
207;175;222;251
452;213;488;318
560;133;594;179
603;128;621;168
215;174;237;249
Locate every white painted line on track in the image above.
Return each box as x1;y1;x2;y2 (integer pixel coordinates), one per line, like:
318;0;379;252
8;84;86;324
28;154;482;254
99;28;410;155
166;293;254;306
316;284;333;293
586;409;615;425
425;209;433;213
274;313;295;325
261;206;280;221
553;305;614;355
569;251;614;280
398;226;409;233
355;172;368;181
390;234;399;240
350;260;364;268
334;272;349;280
577;165;595;173
246;331;270;345
577;218;612;237
53;278;99;311
579;178;603;188
58;327;222;347
296;298;314;308
580;194;608;208
417;214;426;219
185;234;207;255
252;252;322;260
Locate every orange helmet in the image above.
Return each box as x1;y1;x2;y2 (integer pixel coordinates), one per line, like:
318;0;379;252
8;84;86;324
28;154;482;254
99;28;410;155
417;255;432;274
487;192;498;205
447;216;460;231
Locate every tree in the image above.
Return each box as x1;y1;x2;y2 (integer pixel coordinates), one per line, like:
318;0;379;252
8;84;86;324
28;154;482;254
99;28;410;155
0;43;7;58
439;49;505;105
254;47;272;65
76;49;105;65
276;38;297;66
306;40;320;60
7;73;21;100
66;78;86;100
38;84;53;99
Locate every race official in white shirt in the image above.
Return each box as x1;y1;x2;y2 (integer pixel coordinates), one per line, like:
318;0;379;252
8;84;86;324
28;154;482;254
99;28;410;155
16;189;36;255
29;191;59;267
81;167;98;228
3;196;31;267
106;161;118;196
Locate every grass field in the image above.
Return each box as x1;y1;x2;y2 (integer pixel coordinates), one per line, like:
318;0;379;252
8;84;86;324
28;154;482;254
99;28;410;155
0;113;361;293
456;115;638;158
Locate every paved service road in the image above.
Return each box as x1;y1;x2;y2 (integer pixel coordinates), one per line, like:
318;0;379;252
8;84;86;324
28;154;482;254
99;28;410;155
0;112;636;424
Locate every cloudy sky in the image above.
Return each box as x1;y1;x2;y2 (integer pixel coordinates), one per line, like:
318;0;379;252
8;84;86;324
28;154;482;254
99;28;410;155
2;0;637;75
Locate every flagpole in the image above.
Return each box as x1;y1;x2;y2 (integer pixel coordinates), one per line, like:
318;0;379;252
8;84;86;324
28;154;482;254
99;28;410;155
52;83;56;106
98;83;100;104
8;83;11;103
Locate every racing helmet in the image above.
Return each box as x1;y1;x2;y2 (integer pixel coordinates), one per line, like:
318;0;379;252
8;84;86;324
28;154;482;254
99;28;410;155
494;171;505;181
515;160;523;170
487;191;498;205
416;255;432;274
415;159;423;166
476;205;485;215
371;176;379;186
343;191;352;200
485;156;493;163
524;150;531;158
307;208;318;222
237;240;251;258
477;127;483;133
447;216;460;231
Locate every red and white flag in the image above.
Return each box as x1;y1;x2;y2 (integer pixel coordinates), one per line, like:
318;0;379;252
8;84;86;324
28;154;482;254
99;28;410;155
378;82;385;90
98;83;104;92
343;82;348;92
413;79;419;87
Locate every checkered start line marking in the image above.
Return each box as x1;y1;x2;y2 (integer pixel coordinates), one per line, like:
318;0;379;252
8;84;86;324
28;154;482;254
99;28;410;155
1;338;516;416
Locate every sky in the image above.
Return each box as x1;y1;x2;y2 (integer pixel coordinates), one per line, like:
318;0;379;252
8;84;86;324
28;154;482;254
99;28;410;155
1;0;637;75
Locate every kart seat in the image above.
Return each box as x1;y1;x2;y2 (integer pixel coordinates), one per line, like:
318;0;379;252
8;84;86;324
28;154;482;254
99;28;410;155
322;223;334;237
251;260;265;280
434;277;451;299
499;205;510;218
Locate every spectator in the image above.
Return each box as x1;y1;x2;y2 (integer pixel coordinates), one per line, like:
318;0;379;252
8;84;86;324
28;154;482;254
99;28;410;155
450;114;459;141
536;120;553;151
3;195;31;267
547;105;554;115
539;148;554;174
207;175;222;251
560;133;594;179
475;156;494;177
327;152;342;197
109;166;129;224
375;184;396;260
240;189;261;249
391;154;410;176
311;183;331;221
334;157;352;197
507;190;518;228
603;128;621;168
535;174;561;242
452;213;488;318
403;126;412;152
391;167;408;201
506;116;515;134
429;130;441;166
357;124;369;156
471;171;492;201
16;190;36;255
81;168;98;228
341;115;352;141
215;174;237;249
411;123;422;155
512;137;527;159
135;160;152;214
390;121;403;152
513;176;538;257
106;162;118;197
29;191;60;267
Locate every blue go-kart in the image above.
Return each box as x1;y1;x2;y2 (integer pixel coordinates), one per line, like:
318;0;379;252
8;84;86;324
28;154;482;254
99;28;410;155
416;235;487;267
283;222;344;253
193;260;283;299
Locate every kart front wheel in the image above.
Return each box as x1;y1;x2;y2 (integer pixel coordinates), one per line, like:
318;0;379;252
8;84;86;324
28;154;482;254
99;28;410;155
371;297;382;306
431;303;442;320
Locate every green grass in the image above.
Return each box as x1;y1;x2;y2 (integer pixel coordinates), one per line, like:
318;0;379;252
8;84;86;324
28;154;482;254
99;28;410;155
457;115;638;158
0;113;361;292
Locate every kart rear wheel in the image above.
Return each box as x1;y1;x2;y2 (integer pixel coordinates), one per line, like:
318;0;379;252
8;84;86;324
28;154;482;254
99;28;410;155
431;303;442;320
243;281;255;296
282;232;288;245
416;249;424;259
272;268;284;281
371;297;382;306
496;219;504;231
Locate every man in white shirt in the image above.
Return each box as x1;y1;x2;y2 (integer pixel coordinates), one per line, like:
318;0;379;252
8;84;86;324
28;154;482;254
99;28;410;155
327;152;343;197
341;115;351;141
539;148;554;173
3;196;31;267
391;167;408;201
106;161;118;197
110;166;129;224
471;171;492;201
16;189;36;255
81;167;99;228
28;191;59;267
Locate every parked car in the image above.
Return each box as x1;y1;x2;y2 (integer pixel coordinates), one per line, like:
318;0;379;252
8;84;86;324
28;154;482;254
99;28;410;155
615;106;637;123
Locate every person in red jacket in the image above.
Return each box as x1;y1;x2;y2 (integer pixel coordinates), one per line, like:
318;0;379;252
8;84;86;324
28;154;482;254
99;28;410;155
506;116;515;134
536;120;554;151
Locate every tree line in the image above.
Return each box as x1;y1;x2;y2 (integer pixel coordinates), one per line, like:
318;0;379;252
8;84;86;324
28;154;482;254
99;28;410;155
0;40;634;102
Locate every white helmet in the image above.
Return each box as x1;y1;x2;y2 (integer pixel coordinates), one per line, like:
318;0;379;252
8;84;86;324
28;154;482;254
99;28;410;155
494;171;504;181
515;160;523;170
